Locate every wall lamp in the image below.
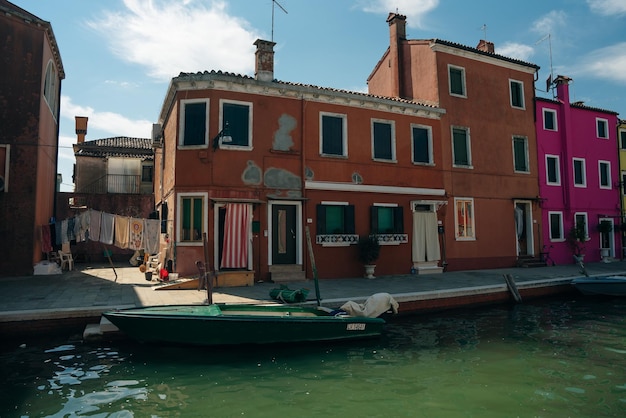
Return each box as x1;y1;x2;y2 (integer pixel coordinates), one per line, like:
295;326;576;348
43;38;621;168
212;121;232;150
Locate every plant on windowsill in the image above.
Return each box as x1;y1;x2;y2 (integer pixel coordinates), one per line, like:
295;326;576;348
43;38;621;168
357;235;381;279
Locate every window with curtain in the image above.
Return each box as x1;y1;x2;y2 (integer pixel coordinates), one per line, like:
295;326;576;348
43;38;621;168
321;113;346;156
455;198;474;239
372;120;394;161
222;101;251;147
181;196;204;242
513;136;529;172
452;127;470;167
449;65;466;96
316;204;354;234
181;100;208;146
412;125;432;164
510;80;524;108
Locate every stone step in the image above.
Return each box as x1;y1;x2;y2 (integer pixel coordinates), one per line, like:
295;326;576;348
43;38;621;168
269;265;306;283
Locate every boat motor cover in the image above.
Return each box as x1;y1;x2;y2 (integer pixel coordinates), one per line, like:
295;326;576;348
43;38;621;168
340;293;399;318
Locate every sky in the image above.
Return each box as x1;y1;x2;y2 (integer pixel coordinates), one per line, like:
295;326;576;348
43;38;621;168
10;0;626;191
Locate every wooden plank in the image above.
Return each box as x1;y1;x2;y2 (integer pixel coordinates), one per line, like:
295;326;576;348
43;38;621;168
154;278;200;290
504;274;522;303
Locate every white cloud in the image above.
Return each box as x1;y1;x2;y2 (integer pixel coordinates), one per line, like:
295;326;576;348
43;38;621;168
497;43;535;62
61;96;153;139
87;0;260;82
531;10;567;36
587;0;626;16
357;0;439;28
576;42;626;84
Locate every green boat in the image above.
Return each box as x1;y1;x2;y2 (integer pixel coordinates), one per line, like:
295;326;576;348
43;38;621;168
102;304;386;346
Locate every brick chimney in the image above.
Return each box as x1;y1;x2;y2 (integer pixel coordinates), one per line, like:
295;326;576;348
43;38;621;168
476;40;495;53
387;12;407;98
75;116;88;143
254;39;276;82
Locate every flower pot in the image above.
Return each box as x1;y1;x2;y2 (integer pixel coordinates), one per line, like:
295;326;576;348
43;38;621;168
364;264;376;279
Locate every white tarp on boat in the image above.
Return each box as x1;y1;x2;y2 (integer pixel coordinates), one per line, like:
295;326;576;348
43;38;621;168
340;292;399;318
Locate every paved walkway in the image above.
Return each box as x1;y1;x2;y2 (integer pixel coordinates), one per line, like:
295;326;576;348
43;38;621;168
1;260;626;327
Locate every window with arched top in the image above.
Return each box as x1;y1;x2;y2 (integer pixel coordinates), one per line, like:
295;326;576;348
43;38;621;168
43;61;58;116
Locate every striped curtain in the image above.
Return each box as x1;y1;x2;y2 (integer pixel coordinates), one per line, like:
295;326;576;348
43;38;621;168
220;203;252;269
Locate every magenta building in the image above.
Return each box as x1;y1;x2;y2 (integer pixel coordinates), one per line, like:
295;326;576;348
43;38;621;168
536;75;621;264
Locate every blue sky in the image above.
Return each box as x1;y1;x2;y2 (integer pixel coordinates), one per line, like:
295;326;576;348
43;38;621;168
10;0;626;191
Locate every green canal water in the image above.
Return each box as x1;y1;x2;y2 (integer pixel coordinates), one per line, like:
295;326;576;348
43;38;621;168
1;296;625;417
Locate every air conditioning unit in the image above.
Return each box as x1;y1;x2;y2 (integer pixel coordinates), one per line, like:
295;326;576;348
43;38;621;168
152;123;163;148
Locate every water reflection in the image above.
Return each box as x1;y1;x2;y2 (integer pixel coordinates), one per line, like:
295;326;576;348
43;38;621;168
1;296;625;417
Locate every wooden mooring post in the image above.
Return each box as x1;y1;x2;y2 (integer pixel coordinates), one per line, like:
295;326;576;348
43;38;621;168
504;274;522;303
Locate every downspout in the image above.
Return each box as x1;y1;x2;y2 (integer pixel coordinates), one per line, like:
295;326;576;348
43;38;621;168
301;96;307;275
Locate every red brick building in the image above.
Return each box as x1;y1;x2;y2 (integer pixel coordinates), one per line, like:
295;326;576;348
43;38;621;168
0;1;64;276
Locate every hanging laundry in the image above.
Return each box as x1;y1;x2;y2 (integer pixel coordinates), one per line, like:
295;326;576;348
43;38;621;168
61;219;69;244
40;224;52;253
143;218;161;255
89;210;101;242
128;217;144;251
100;212;115;245
114;215;130;249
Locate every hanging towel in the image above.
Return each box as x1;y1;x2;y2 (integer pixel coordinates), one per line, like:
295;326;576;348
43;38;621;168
114;215;130;249
100;212;115;245
143;219;161;255
128;217;144;251
41;224;52;253
89;210;102;242
61;219;69;244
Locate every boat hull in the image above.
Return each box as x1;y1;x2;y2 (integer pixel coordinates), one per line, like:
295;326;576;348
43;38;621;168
103;304;385;346
571;276;626;296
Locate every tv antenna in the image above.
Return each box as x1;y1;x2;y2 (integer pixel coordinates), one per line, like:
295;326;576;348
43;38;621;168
271;0;288;42
536;34;554;96
480;24;487;40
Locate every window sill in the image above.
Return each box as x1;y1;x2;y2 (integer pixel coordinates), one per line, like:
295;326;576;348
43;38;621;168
316;234;358;247
376;234;408;245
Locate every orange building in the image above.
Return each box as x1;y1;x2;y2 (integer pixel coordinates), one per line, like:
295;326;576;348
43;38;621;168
155;39;448;281
0;1;64;276
368;13;542;270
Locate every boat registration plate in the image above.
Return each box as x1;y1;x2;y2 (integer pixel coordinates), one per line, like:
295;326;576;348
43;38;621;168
347;323;366;331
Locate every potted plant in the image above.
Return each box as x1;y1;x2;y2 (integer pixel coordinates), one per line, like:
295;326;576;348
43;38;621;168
567;221;587;263
357;235;381;279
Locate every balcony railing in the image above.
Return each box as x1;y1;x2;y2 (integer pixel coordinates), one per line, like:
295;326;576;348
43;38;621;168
77;174;150;194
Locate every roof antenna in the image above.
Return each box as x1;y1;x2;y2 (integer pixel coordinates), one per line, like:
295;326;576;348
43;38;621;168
480;24;487;40
271;0;288;42
536;34;555;97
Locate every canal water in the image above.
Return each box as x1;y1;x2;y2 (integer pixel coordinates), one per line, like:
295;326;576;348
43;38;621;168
1;296;625;417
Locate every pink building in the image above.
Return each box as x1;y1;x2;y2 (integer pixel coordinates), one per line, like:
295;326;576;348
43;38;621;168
536;75;621;264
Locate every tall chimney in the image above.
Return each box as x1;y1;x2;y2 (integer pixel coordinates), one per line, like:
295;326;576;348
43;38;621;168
476;40;495;53
554;75;572;104
387;13;407;98
254;39;276;82
75;116;88;144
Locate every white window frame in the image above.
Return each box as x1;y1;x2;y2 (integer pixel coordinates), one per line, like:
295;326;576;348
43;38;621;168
512;135;529;173
219;99;253;150
509;79;525;109
548;211;564;242
451;126;472;168
176;192;208;246
596;118;609;139
179;98;210;148
543;108;558;131
545;154;561;185
371;119;396;162
43;60;58;117
411;123;434;165
619;128;626;150
320;112;348;158
448;64;467;98
599;160;611;189
573;158;587;187
454;197;475;241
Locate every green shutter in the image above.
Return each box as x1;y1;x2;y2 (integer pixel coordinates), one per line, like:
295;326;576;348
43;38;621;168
412;127;429;163
393;207;404;233
453;128;468;165
223;103;249;146
316;204;326;234
322;115;343;155
373;122;392;160
184;102;206;146
345;205;355;234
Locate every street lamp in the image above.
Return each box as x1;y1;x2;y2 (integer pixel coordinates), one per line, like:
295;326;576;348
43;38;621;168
212;121;232;151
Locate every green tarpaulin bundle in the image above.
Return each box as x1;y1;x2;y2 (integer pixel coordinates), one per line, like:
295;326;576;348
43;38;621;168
270;285;310;303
